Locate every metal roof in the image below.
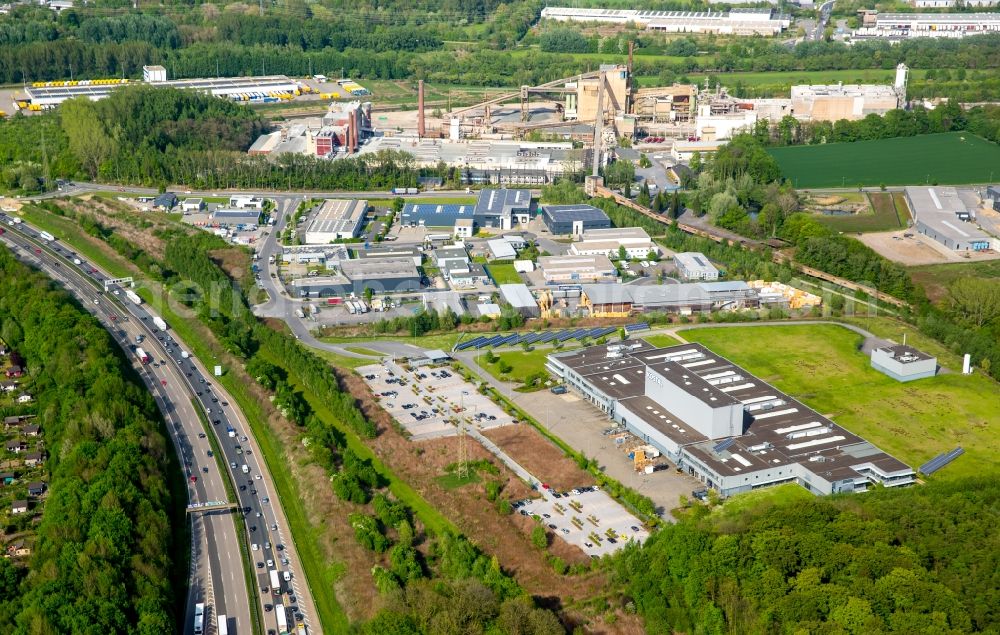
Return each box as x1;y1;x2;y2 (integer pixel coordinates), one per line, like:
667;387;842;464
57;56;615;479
542;204;610;223
499;283;538;308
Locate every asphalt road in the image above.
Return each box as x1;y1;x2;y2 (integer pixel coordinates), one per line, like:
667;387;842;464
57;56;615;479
0;216;318;634
813;0;835;40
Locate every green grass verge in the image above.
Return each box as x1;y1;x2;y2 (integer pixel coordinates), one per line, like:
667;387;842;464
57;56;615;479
711;483;815;520
320;333;464;352
436;472;481;489
680;324;999;481
476;348;558;383
769;133;1000;188
18;205;132;277
485;263;522;285
343;346;383;357
312;348;377;370
257;348;458;537
814;192;904;234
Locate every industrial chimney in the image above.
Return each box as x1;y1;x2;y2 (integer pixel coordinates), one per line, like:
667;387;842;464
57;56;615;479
418;79;426;137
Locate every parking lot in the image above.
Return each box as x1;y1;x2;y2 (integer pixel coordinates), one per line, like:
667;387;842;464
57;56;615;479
514;487;649;557
358;361;514;440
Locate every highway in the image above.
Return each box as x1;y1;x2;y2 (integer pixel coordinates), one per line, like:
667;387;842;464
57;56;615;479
0;215;319;634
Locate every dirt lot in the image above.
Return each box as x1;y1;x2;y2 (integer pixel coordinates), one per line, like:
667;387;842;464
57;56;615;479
484;425;596;492
342;371;644;633
858;229;1000;265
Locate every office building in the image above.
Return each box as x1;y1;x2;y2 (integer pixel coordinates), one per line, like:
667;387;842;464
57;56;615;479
546;340;915;496
570;227;657;260
674;252;720;281
541;204;611;235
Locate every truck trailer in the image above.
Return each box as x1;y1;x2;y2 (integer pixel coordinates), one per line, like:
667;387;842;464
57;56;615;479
135;347;150;364
270;569;282;595
153;316;168;331
125;289;142;305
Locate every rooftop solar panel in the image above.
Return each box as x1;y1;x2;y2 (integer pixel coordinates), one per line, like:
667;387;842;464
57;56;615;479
713;438;736;453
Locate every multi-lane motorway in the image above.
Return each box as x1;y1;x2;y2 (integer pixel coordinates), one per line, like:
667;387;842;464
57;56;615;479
0;215;318;635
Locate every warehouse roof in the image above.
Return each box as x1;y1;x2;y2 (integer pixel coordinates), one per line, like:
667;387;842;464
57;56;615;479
905;186;992;246
487;239;517;259
581;281;753;306
475;189;532;218
340;257;419;281
553;340;912;482
305;199;367;237
499;283;538;308
401;203;475;227
542;204;610;223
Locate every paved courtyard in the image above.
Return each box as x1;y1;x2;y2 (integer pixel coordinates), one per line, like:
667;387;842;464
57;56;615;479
359;361;514;440
517;487;649;558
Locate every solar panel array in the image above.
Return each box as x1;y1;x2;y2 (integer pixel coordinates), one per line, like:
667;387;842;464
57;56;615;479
713;438;736;453
625;322;650;332
453;327;618;351
919;447;964;475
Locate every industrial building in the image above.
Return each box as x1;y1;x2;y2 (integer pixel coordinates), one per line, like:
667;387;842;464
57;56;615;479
569;227;657;259
671;139;724;162
281;244;350;267
247;102;371;157
487;239;518;260
913;0;998;5
853;12;1000;39
579;281;757;316
546;340;915;496
22;73;300;108
474;189;533;230
338;257;421;295
499;283;541;317
540;7;791;35
870;345;937;382
694;103;758;141
303;199;368;244
539;254;617;284
541;204;611;235
790;65;907;122
632;84;698;124
674;252;720;281
209;208;261;227
229;195;264;210
180;198;204;213
359;138;586;185
904;186;994;252
401;203;477;230
355;245;422;267
565;66;632;122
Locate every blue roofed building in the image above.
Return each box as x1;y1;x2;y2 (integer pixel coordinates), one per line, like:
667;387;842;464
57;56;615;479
542;204;611;235
401;203;476;229
474;189;533;230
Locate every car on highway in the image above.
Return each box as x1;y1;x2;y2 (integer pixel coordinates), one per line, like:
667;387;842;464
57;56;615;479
189;476;197;483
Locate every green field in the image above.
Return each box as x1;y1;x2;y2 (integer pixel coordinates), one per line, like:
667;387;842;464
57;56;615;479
770;133;1000;188
485;263;522;284
814;192;907;233
679;324;999;481
908;260;1000;304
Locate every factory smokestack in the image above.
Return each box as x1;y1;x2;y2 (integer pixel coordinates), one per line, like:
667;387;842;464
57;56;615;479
418;79;426;137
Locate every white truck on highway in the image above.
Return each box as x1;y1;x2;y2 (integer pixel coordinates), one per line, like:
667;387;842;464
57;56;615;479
39;230;55;242
125;289;142;305
153;316;167;331
193;602;205;635
135;347;150;365
270;569;282;596
275;601;288;634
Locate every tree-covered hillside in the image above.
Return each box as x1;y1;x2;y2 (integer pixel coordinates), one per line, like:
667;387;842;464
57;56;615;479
0;247;182;633
615;478;999;634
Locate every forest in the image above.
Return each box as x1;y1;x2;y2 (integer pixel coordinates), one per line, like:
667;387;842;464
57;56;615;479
0;248;182;633
615;477;999;634
1;2;1000;87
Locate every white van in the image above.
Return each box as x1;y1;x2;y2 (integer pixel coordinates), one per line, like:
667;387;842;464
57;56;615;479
241;464;249;474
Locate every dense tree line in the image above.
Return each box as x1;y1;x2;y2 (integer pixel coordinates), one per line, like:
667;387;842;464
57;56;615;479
0;87;421;192
0;248;181;633
3;2;1000;88
615;477;999;633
